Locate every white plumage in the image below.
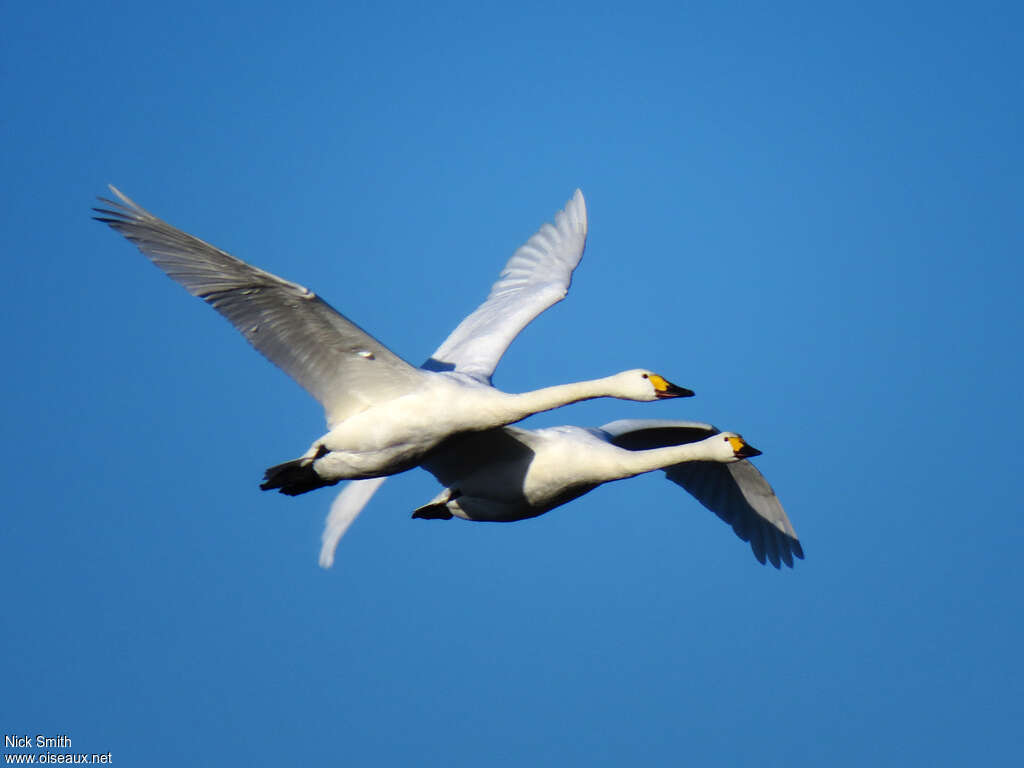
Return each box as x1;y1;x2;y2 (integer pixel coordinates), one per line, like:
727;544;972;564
95;188;692;496
413;419;803;568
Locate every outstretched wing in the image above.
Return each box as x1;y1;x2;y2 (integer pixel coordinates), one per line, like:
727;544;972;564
601;419;804;569
94;186;425;427
664;460;803;569
319;477;388;568
425;189;587;383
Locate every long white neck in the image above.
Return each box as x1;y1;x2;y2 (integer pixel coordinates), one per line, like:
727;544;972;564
500;377;624;424
613;438;726;480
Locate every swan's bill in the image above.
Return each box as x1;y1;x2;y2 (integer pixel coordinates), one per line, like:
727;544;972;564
728;436;762;458
649;375;695;399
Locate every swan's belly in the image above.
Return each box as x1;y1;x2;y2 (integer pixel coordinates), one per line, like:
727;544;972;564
449;482;598;522
312;444;426;480
322;388;502;453
311;388;505;480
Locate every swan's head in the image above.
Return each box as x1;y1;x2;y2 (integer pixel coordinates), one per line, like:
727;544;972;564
713;432;762;462
613;370;695;401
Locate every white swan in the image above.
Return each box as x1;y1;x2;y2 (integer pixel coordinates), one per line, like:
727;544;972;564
94;187;693;492
412;419;803;568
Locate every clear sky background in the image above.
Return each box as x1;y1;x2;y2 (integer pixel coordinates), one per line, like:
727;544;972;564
3;1;1022;765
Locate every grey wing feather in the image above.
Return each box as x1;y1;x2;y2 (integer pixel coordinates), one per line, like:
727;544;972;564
426;189;587;382
94;186;424;426
663;460;804;568
319;477;388;569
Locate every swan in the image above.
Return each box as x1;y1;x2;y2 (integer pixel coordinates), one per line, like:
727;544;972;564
411;419;803;568
94;187;693;492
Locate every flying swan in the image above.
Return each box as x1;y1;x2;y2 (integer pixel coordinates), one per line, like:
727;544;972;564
94;188;692;492
413;419;804;569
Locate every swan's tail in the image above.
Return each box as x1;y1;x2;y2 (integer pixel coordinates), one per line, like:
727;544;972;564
260;459;336;496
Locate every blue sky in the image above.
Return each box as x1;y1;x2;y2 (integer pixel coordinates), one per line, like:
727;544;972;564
3;1;1022;765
